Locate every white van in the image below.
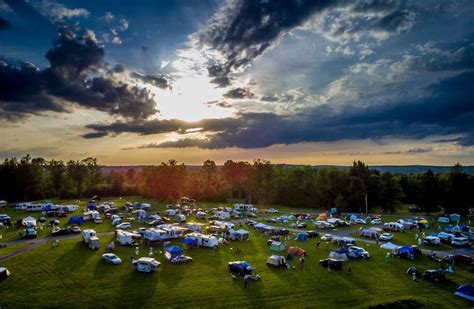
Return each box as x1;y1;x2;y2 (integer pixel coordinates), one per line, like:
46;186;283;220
452;237;469;247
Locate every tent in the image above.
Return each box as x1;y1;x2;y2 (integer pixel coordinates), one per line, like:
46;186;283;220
68;216;85;225
182;238;198;245
450;213;461;223
288;246;306;257
22;216;37;227
270;241;287;252
318;213;328;221
254;223;267;229
455;285;474;302
329;249;349;261
232;229;250;241
165;245;184;259
380;242;401;250
395;246;420;259
228;261;253;276
296;232;308;242
0;267;11;281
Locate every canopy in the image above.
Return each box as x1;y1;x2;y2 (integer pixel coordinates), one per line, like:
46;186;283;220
380;242;400;250
329;250;349;261
455;285;474;302
288;246;306;256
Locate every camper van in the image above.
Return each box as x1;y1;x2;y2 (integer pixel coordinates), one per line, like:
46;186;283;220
383;222;404;232
185;232;218;248
82;229;100;250
116;229;141;245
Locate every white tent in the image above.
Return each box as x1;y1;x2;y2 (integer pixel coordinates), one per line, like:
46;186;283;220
380;242;401;250
22;216;37;227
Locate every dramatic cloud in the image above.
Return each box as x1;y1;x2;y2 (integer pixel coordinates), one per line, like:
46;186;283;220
0;17;10;30
0;27;157;121
122;70;474;148
130;72;170;89
31;0;90;22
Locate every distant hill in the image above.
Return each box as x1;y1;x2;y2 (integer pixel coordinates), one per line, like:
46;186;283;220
102;165;474;175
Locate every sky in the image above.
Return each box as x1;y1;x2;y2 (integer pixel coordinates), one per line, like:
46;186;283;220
1;0;473;166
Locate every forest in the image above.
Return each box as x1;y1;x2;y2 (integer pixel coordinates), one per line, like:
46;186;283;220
0;156;473;214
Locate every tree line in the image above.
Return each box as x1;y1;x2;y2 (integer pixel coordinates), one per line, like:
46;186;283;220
0;156;473;214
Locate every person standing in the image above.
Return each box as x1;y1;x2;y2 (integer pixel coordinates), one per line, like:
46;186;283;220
244;276;249;288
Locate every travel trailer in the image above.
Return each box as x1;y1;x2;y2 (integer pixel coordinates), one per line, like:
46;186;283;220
15;202;32;210
186;222;206;232
116;229;141;245
26;203;44;212
144;225;185;242
82;229;100;250
234;204;254;212
185;232;219;248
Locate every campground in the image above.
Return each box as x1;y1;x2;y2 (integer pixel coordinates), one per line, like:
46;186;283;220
0;197;473;308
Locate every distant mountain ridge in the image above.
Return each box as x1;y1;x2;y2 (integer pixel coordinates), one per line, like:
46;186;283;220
102;165;474;175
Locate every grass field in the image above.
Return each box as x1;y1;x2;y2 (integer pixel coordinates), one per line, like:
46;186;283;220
0;197;473;308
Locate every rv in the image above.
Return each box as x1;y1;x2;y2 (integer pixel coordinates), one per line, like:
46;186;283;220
185;232;218;248
82;229;100;250
234;204;254;212
26;203;44;212
144;225;185;242
214;210;230;220
186;222;206;232
383;222;404;232
15;202;32;210
209;220;235;230
116;229;141;245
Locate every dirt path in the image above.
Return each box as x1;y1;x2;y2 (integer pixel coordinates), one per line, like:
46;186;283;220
0;231;115;262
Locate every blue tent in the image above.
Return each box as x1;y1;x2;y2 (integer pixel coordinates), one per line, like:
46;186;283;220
229;261;253;276
396;246;419;259
165;245;184;258
87;203;97;210
450;213;461;222
455;285;474;302
68;216;85;225
182;238;198;245
296;232;308;242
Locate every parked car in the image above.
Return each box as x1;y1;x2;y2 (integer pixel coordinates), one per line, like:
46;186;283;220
422;270;445;282
347;246;370;259
319;258;342;270
51;227;69;236
116;222;131;229
306;231;319;238
102;253;122;265
352;218;367;225
379;233;393;241
423;236;441;246
314;221;334;229
170;255;193;264
451;237;469;247
133;257;160;272
266;218;276;223
409;206;421;212
69;226;81;234
267;208;279;213
444;254;473;265
371;218;383;225
321;234;333;242
297;223;307;229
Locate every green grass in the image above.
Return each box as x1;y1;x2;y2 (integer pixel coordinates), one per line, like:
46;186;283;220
0;228;472;308
0;242;31;257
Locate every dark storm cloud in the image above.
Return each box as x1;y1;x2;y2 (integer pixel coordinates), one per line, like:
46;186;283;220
130;72;170;89
223;87;254;99
0;17;10;30
127;70;474;149
0;26;158;121
199;0;416;85
82;117;244;138
199;0;340;84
